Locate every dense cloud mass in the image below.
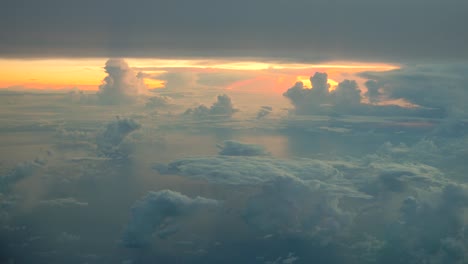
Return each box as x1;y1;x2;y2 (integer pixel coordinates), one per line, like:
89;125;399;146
284;71;451;118
150;138;468;262
122;190;220;248
155;155;344;188
97;59;147;104
1;58;468;263
1;1;467;62
359;64;468;117
283;73;363;114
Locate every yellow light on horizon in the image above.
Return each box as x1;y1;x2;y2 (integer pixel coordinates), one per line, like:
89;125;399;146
0;58;399;91
296;76;339;91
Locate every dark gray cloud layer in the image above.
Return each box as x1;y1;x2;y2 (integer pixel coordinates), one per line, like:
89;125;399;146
1;0;467;62
359;64;468;116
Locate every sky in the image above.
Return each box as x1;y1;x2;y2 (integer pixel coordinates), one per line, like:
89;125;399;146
0;58;397;92
1;1;468;264
0;0;466;93
1;0;467;62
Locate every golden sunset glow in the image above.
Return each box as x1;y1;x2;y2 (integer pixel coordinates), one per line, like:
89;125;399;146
295;76;339;91
0;58;399;92
0;59;106;90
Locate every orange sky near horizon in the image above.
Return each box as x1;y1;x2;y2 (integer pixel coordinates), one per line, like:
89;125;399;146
0;58;398;93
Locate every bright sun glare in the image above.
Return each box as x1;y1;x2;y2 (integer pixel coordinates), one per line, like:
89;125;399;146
296;76;339;91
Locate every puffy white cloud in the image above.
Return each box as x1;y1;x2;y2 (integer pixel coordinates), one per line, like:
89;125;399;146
97;59;148;104
122;190;220;248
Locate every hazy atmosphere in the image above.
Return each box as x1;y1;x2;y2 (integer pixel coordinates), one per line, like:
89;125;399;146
1;1;468;263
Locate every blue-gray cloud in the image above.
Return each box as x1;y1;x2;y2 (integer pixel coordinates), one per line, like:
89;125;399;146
122;190;220;248
1;0;467;62
359;64;468;117
96;117;141;159
1;160;43;193
284;71;449;118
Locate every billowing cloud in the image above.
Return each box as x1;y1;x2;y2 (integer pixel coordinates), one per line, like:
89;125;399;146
96;117;141;159
155;155;343;188
97;59;147;104
122;190;220;248
155;153;369;240
1;65;468;263
284;71;448;118
153;137;466;247
384;183;468;263
310;72;330;97
244;176;352;240
283;80;325;115
333;80;361;109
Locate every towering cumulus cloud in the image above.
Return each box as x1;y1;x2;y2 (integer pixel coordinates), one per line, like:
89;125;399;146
284;71;449;118
283;72;333;115
97;59;147;104
122;190;220;248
